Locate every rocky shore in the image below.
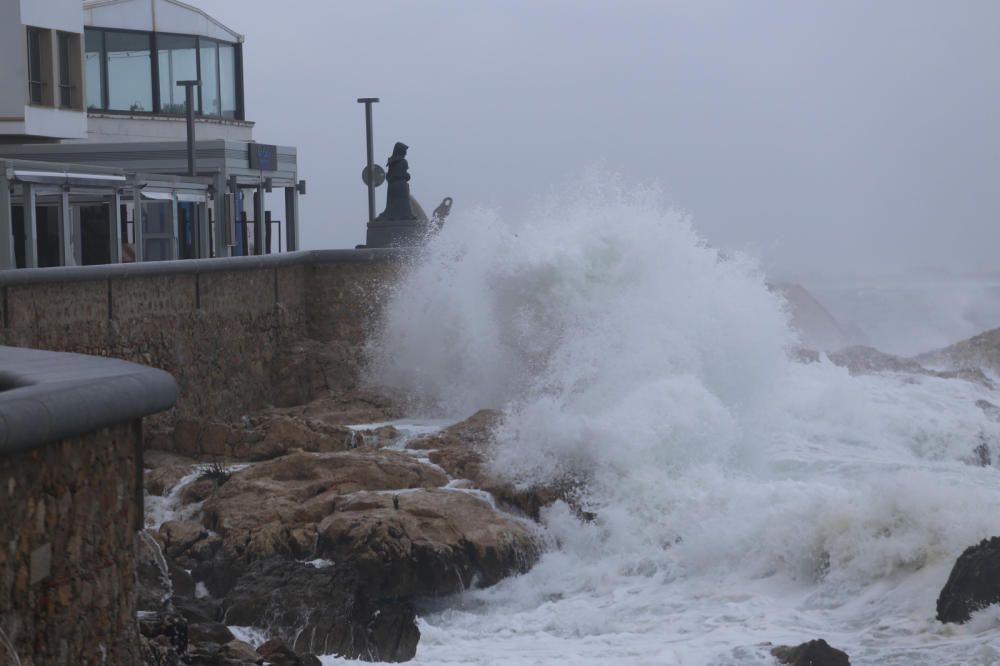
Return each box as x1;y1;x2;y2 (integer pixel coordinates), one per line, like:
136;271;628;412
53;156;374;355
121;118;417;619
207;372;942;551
140;395;549;663
136;321;1000;664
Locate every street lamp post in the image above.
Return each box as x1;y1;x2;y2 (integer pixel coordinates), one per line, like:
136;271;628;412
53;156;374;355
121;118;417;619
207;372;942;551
357;97;379;223
178;80;201;177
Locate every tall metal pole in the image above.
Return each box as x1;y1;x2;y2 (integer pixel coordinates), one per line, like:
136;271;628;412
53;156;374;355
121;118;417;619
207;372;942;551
357;97;379;222
179;80;201;176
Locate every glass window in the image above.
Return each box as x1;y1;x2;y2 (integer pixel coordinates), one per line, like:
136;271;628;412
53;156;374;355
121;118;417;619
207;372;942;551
57;32;72;108
105;31;152;112
157;34;197;114
199;39;220;116
26;28;45;105
85;29;103;109
218;42;238;118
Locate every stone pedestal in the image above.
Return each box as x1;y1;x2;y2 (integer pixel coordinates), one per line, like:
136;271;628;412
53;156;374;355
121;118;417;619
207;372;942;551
365;218;424;248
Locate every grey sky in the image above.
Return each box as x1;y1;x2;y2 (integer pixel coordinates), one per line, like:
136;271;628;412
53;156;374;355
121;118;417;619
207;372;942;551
196;0;999;277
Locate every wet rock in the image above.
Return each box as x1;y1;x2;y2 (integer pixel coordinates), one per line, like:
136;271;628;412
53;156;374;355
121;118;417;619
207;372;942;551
771;639;851;665
159;519;209;558
140;632;182;666
146;450;199;496
138;610;188;660
937;537;1000;623
223;639;264;663
409;410;574;520
318;488;540;598
257;638;323;666
222;557;419;662
182;476;225;505
137;530;173;613
168;560;197;597
188;621;235;645
174;594;224;625
201;449;448;543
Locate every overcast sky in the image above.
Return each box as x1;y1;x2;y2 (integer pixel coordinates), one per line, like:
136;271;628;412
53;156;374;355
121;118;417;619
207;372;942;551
195;0;999;277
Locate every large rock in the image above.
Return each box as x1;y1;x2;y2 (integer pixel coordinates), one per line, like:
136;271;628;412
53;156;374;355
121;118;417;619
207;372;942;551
222;557;419;662
147;404;545;663
159;520;209;559
201;449;449;546
771;639;851;665
318;488;540;598
937;537;1000;623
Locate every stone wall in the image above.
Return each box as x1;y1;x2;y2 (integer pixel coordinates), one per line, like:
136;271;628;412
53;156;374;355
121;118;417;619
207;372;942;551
0;422;143;666
0;251;401;429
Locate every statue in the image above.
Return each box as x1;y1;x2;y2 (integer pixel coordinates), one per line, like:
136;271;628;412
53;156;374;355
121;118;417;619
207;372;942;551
376;142;416;221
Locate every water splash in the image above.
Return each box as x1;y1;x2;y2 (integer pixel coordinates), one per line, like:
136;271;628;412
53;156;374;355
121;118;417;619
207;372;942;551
362;174;1000;664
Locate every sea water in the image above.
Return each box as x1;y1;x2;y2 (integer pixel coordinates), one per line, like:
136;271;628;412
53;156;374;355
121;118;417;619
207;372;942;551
340;176;1000;665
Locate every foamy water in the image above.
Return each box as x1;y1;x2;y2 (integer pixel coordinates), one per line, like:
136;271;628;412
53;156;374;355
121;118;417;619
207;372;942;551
351;177;1000;665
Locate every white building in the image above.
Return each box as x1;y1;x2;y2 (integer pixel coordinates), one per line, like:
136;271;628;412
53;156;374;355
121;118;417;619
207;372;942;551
0;0;301;269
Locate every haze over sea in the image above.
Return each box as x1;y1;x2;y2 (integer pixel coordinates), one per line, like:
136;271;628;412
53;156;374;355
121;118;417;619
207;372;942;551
321;178;1000;665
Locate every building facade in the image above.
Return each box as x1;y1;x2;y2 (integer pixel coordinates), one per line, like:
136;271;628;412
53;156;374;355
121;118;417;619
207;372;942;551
0;0;302;269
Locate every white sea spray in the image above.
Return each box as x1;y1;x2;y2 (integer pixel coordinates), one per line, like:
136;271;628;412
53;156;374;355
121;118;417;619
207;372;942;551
357;175;1000;665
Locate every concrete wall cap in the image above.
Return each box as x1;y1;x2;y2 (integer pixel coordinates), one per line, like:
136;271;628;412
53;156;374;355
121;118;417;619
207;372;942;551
0;249;409;287
0;346;178;454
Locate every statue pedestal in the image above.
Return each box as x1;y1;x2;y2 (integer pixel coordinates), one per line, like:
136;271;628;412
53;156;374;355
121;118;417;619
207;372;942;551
365;217;424;248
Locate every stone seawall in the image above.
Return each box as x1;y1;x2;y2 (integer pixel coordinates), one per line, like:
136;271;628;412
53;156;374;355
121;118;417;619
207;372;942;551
1;422;143;665
0;251;401;429
0;346;178;666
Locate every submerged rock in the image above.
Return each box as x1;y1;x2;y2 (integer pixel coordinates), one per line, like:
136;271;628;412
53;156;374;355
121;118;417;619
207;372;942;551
937;537;1000;623
771;639;851;665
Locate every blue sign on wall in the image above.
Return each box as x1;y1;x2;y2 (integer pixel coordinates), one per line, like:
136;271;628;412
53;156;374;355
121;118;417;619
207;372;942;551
249;143;278;171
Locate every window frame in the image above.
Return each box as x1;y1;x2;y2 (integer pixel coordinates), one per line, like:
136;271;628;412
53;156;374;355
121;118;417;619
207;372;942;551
56;31;78;109
83;26;244;120
88;27;155;113
26;27;47;106
84;28;105;110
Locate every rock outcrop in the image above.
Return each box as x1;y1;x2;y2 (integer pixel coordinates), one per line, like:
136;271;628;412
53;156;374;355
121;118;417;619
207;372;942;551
917;327;1000;375
407;410;574;520
771;639;851;666
937;537;1000;624
143;422;542;662
148;391;402;462
795;345;994;388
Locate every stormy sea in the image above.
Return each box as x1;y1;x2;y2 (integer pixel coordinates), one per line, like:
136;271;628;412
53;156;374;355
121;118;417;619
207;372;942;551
329;180;1000;665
